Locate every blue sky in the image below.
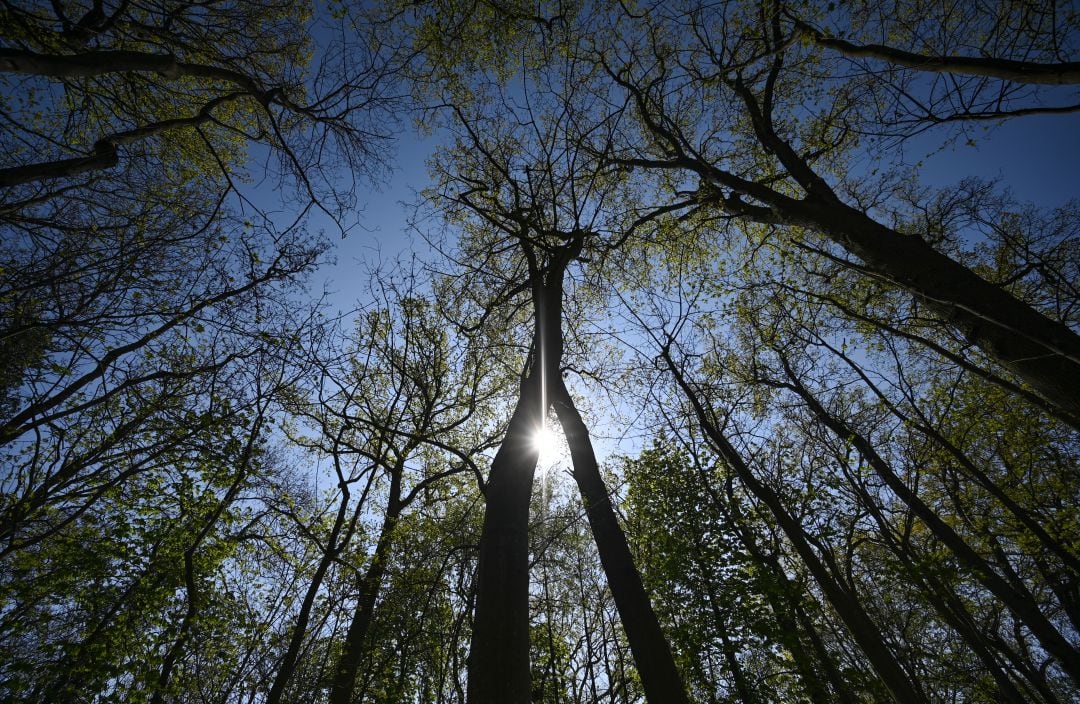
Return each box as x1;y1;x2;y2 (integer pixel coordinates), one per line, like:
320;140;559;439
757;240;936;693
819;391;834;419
314;108;1080;313
282;89;1080;474
315;128;439;312
914;112;1080;204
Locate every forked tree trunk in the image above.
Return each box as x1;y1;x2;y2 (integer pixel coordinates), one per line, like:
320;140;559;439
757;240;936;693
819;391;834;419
469;246;692;703
467;239;579;703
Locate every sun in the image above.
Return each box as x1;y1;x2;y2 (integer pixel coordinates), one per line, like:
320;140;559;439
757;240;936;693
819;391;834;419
532;425;559;458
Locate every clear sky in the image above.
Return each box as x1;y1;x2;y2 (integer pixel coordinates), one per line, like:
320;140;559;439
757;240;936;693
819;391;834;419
312;108;1080;315
913;112;1080;204
310;126;440;313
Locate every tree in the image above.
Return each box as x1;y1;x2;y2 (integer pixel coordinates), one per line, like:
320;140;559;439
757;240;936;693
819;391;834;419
260;272;501;704
0;0;395;192
661;347;929;703
787;0;1080;136
414;30;696;695
0;208;325;551
611;198;1079;701
586;0;1080;420
1;3;406;702
0;0;404;555
0;349;314;702
3;2;1078;703
625;440;859;703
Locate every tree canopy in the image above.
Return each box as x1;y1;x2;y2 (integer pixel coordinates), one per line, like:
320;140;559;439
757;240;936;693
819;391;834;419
2;1;1078;703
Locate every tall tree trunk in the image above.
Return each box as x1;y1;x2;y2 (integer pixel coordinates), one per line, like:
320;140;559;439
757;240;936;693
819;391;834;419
465;369;543;704
328;467;404;704
745;64;1080;418
468;238;687;703
551;378;693;704
776;359;1080;686
664;352;927;704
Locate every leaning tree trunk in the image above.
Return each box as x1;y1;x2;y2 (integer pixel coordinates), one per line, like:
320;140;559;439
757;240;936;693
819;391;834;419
665;353;928;704
690;75;1080;422
551;378;693;704
530;245;691;704
777;363;1080;686
328;466;404;704
802;196;1080;422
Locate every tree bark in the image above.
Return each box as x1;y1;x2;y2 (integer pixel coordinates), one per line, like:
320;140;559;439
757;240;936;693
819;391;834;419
552;378;693;704
0;47;263;91
0;92;245;187
0;144;118;186
468;236;688;702
796;197;1080;422
465;368;542;704
664;352;928;704
328;467;404;704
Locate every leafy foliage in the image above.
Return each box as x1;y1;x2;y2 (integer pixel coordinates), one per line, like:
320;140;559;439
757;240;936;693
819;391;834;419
2;1;1078;703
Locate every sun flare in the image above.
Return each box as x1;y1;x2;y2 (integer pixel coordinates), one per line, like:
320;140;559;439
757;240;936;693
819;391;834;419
532;425;558;458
